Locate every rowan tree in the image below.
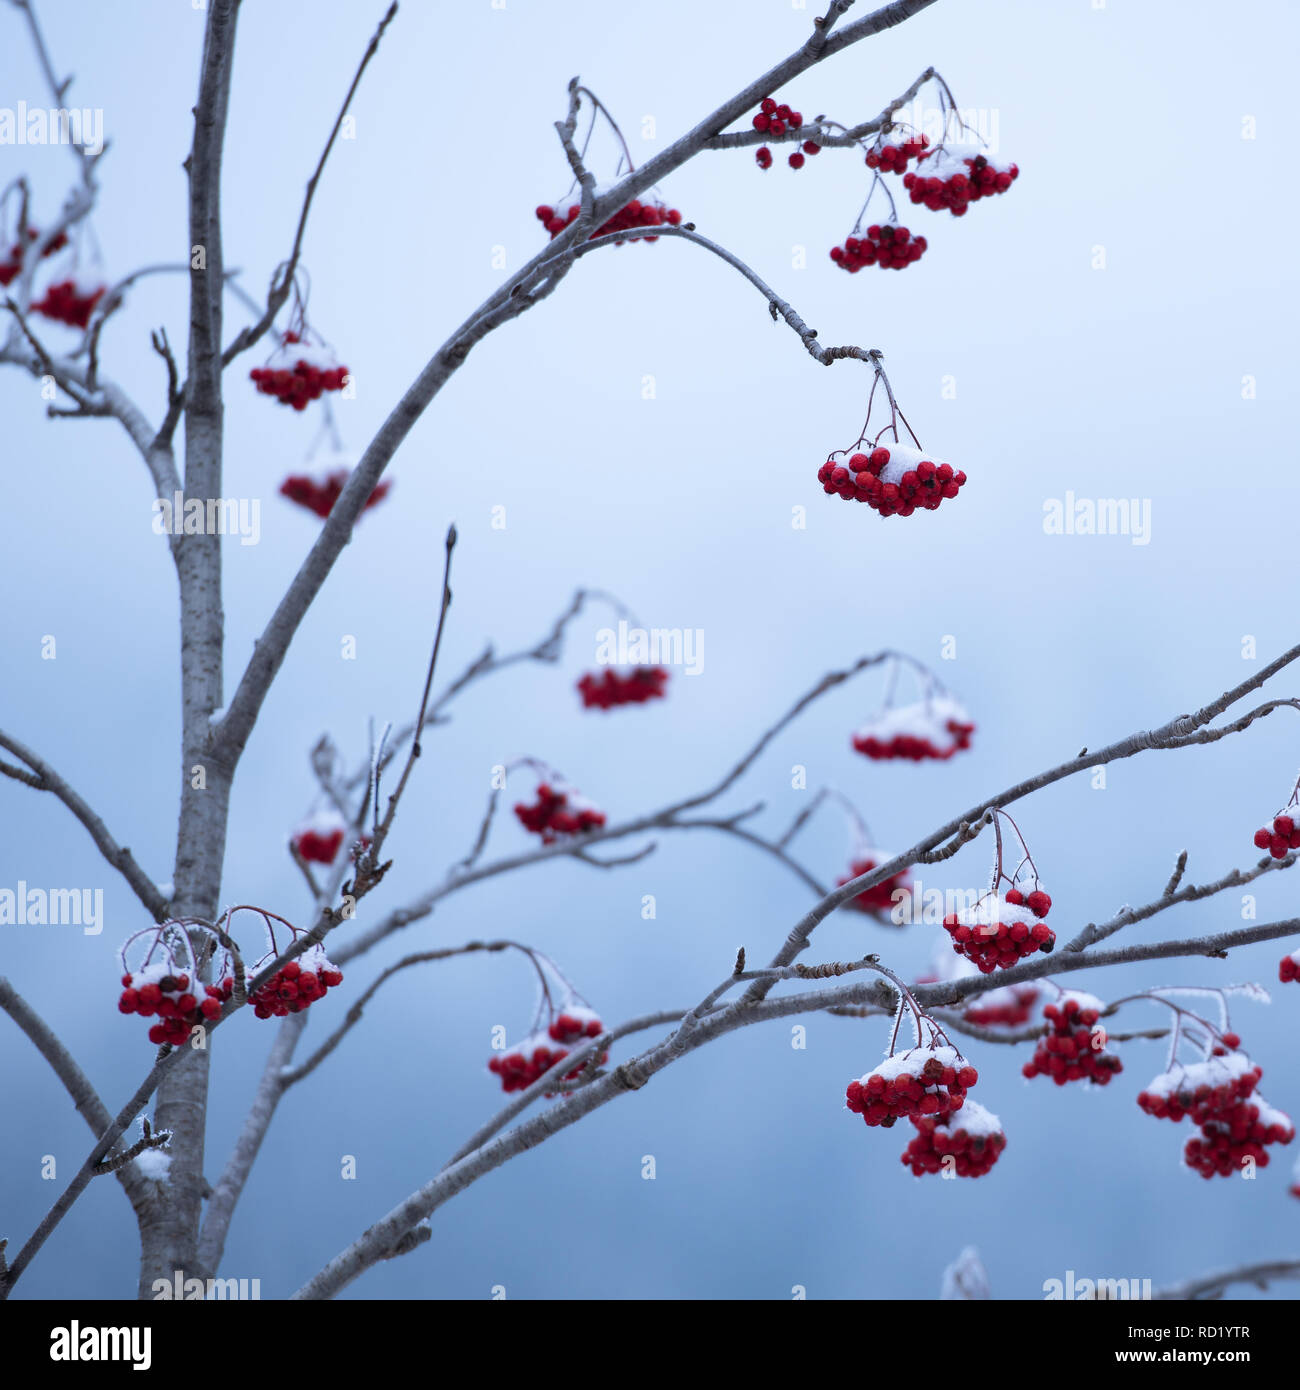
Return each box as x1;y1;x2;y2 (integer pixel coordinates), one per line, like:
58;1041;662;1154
1;0;1297;1305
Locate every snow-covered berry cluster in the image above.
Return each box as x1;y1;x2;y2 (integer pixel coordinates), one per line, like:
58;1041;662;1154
838;855;910;914
943;886;1055;974
1253;809;1300;860
900;1100;1006;1178
535;197;682;243
1291;1151;1300;1200
118;964;233;1046
1022;991;1122;1086
31;273;105;328
1136;1045;1257;1125
864;135;930;173
513;781;606;843
0;227;69;286
291;809;347;864
577;666;669;710
845;1045;978;1128
852;694;975;761
279;468;391;520
250;331;349;409
903;144;1019;216
489;1005;607;1094
1280;948;1300;983
829;223;927;272
818;442;965;516
964;983;1039;1028
248;944;343;1020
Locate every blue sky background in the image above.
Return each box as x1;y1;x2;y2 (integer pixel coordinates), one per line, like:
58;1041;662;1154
2;0;1299;1300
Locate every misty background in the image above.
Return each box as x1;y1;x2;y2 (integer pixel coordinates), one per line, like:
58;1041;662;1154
2;0;1298;1299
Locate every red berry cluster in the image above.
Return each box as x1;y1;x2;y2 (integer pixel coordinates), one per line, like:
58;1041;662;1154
291;813;346;864
903;146;1019;216
845;1046;978;1128
31;277;105;328
535;199;682;243
964;983;1039;1028
1136;1045;1257;1124
1184;1093;1294;1180
865;136;930;173
852;695;975;761
1022;992;1123;1086
900;1100;1006;1178
279;469;391;520
249;946;343;1020
1253;810;1300;860
818;442;964;516
513;783;606;843
118;966;234;1046
0;227;69;286
751;96;803;137
1280;949;1300;983
943;886;1055;974
489;1007;607;1094
577;666;669;710
838;855;910;914
250;332;348;410
756;139;821;172
829;224;927;272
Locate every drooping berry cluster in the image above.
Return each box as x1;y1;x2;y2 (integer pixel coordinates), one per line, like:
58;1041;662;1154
291;810;350;864
535;198;682;243
750;98;815;172
248;945;343;1020
1253;809;1300;860
1183;1103;1294;1178
577;666;669;710
31;274;105;328
1280;948;1300;983
845;1045;978;1128
864;136;930;173
902;144;1019;216
0;227;69;286
852;694;975;761
513;782;606;843
1136;1046;1257;1124
118;965;234;1046
830;224;927;272
489;1005;607;1094
838;855;911;914
943;886;1055;974
279;468;391;520
757;139;822;171
250;331;349;410
900;1100;1006;1178
818;442;965;516
1022;991;1122;1086
964;983;1039;1028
